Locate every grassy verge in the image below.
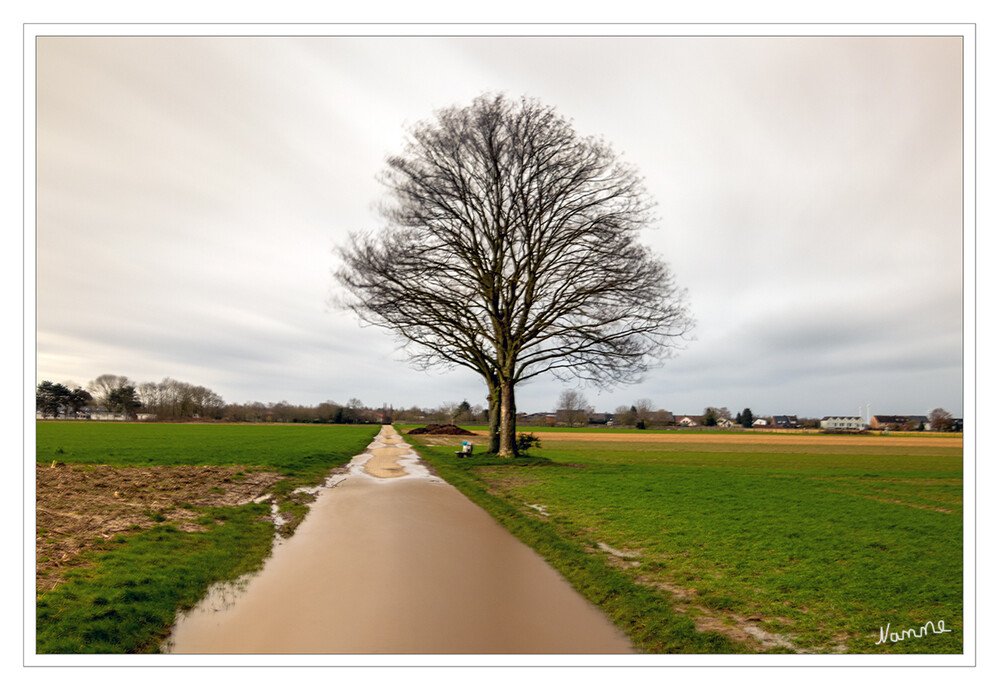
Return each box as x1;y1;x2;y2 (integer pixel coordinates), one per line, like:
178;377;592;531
409;432;962;654
35;422;377;654
36;505;273;653
408;438;744;654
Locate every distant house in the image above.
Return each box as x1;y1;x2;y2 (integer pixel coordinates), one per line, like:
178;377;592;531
676;415;704;427
820;416;867;431
870;415;929;431
752;418;769;427
716;418;735;428
89;413;135;421
772;415;799;429
521;412;556;426
548;410;615;427
555;408;593;427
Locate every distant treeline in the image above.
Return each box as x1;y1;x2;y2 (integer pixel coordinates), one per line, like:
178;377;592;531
225;399;382;424
224;400;493;425
35;375;490;426
37;375;226;421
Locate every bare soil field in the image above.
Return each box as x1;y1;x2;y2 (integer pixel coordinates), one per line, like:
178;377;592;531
36;464;282;592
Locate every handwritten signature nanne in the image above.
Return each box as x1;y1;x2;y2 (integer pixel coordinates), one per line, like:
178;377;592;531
875;620;952;645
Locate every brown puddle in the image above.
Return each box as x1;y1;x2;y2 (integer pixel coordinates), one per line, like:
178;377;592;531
164;426;633;654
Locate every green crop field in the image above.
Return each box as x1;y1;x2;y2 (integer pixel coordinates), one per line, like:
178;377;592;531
36;422;378;486
34;421;377;653
412;430;964;654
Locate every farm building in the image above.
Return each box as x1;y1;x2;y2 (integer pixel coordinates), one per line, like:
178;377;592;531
870;415;930;431
820;416;867;430
520;412;556;426
553;410;615;426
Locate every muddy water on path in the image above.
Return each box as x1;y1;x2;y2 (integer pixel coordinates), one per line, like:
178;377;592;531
165;426;633;654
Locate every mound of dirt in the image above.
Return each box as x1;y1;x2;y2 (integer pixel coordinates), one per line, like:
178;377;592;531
407;424;476;436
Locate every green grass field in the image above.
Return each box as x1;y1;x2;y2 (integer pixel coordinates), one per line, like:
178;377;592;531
34;422;377;653
35;422;963;654
36;422;377;488
411;430;963;654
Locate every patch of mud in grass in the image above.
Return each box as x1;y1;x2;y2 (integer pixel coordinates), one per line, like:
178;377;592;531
581;540;808;653
624;569;803;653
36;464;283;592
611;563;849;653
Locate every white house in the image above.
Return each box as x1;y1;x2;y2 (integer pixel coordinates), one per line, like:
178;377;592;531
820;415;867;431
752;418;769;427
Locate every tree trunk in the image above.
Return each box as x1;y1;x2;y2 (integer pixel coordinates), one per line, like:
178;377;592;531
498;378;517;457
487;383;500;454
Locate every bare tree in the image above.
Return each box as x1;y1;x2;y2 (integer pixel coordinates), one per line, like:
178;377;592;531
614;405;637;428
438;401;462;425
929;408;954;432
633;398;656;428
87;374;133;417
705;406;732;425
650;408;674;427
336;94;693;456
137;381;160;412
556;390;592;427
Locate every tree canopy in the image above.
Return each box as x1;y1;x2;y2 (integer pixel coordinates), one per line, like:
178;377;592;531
336;93;692;455
929;408;954;432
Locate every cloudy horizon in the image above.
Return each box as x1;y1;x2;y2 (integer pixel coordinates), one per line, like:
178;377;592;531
31;31;967;420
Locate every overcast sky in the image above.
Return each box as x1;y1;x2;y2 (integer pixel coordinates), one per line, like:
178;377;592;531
31;31;967;419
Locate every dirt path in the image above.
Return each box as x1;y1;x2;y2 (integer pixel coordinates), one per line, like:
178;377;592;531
164;426;633;654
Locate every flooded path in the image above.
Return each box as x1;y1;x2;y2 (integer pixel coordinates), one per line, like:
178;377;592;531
165;426;633;654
